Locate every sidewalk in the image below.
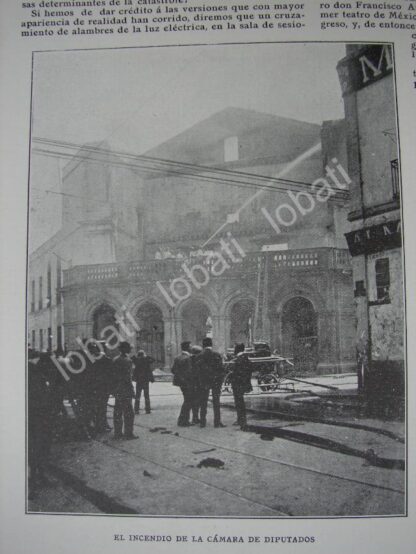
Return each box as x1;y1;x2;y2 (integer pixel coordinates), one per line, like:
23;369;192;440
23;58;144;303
221;373;404;439
154;376;405;441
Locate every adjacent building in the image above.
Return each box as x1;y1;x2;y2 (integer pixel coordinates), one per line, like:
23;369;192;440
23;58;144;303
337;44;405;403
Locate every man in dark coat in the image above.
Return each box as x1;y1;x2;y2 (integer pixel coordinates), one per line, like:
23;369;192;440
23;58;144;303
72;341;96;435
113;342;137;440
132;350;155;414
28;351;54;490
91;342;113;432
229;343;253;431
50;347;69;422
194;337;225;428
171;341;194;427
190;345;202;424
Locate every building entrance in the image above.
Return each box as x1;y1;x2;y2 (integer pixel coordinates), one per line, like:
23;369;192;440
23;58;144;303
281;297;318;373
92;303;118;347
135;303;164;366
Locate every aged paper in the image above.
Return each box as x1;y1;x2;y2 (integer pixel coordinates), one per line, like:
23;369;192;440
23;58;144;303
0;1;415;552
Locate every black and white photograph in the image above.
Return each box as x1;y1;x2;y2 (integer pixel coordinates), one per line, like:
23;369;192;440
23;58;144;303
27;42;406;517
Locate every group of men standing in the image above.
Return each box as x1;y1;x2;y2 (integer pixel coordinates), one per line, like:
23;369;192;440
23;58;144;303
28;336;254;495
113;336;254;434
95;342;156;436
27;340;156;490
171;337;253;431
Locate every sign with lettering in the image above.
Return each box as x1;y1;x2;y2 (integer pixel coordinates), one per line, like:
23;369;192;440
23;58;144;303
337;45;393;95
345;220;401;256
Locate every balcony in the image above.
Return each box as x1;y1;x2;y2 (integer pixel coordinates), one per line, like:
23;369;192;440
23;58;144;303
63;247;351;288
391;159;400;201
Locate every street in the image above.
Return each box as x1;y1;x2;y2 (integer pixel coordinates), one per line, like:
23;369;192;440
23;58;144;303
29;378;405;517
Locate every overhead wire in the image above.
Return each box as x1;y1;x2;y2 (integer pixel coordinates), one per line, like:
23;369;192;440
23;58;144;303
31;137;350;200
33;135;315;188
30;128;350;256
32;146;321;197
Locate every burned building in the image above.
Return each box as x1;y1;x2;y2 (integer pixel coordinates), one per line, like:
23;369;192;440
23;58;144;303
28;107;355;373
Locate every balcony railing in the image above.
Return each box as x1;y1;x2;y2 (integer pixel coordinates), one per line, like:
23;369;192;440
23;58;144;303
391;159;400;200
63;247;351;287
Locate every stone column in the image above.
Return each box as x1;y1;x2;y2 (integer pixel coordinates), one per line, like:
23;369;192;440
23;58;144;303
115;308;137;343
211;315;229;355
269;311;281;353
164;315;182;368
64;320;92;350
223;316;231;352
317;310;338;374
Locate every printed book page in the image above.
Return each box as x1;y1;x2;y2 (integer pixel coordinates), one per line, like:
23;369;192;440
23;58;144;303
0;0;415;553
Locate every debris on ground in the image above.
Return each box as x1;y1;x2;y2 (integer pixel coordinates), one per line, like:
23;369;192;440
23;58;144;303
192;448;216;455
260;433;274;441
363;448;378;466
174;432;179;437
161;430;172;434
149;427;167;433
197;458;225;469
143;470;154;478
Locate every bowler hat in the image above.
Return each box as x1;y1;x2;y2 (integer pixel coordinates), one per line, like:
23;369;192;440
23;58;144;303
119;341;132;353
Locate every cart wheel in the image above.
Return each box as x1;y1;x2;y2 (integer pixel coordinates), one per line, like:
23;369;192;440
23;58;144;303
257;373;280;392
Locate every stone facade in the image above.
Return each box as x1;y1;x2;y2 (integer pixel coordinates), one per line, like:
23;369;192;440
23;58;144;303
60;247;354;373
29;107;356;374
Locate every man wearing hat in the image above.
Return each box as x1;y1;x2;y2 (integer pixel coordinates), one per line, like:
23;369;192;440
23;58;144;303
190;345;203;424
132;349;155;414
229;343;253;431
194;337;226;428
113;341;137;440
91;341;113;433
28;350;54;492
171;341;194;426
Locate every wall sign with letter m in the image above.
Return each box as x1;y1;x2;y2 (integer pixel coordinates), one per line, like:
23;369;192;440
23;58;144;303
337;44;393;96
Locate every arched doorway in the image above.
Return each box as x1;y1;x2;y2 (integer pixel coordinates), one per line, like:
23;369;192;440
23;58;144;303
92;304;118;347
229;299;255;348
136;302;164;366
182;300;211;347
281;297;318;373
